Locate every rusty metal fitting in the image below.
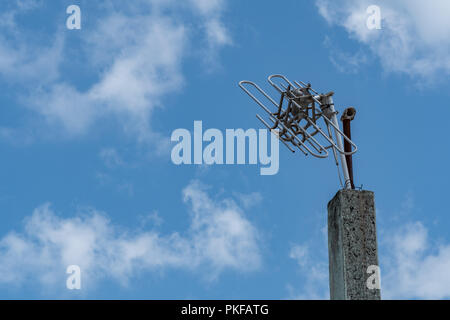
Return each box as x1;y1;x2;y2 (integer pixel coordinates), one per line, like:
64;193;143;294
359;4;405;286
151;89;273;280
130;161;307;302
341;107;356;122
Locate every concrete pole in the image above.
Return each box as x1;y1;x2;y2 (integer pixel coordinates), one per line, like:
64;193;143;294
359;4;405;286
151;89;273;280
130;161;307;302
327;189;381;300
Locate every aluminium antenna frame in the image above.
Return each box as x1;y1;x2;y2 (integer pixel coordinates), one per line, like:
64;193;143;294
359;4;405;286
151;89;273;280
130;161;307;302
239;74;357;189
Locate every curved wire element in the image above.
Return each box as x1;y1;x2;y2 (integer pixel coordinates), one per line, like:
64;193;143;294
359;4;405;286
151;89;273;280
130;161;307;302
239;74;359;189
267;75;357;156
239;80;329;158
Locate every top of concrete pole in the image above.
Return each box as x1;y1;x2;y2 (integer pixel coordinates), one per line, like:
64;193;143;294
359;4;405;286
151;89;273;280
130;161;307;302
327;189;381;300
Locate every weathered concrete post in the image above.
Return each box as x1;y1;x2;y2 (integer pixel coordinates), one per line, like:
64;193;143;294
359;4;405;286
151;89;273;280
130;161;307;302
327;189;381;300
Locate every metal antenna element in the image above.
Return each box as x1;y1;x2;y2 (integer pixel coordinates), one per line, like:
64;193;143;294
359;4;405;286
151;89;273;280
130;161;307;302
239;74;357;189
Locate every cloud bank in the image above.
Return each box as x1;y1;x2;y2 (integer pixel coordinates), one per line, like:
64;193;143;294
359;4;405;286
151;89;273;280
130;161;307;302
382;222;450;299
0;181;260;291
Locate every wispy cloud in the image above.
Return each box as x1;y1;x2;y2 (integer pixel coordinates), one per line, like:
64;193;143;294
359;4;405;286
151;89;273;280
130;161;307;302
0;181;260;293
233;192;263;210
0;0;232;142
323;36;369;74
382;221;450;299
316;0;450;78
287;243;329;300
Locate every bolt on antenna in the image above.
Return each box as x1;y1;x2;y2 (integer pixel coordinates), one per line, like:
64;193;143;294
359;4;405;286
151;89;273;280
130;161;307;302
239;74;358;189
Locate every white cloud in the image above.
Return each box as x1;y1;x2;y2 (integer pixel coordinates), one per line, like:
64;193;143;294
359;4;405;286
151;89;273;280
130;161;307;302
182;181;261;274
0;181;260;291
189;0;224;15
316;0;450;77
28;13;187;141
233;192;262;210
188;0;232;68
289;244;309;268
323;36;368;74
0;0;231;142
288;243;329;300
0;33;63;85
382;222;450;299
205;19;232;47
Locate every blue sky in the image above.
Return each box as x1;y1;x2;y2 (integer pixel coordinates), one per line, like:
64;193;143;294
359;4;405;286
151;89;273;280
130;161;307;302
1;0;450;299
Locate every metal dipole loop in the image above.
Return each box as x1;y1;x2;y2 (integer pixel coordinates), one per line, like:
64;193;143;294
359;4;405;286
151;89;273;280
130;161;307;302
239;74;359;189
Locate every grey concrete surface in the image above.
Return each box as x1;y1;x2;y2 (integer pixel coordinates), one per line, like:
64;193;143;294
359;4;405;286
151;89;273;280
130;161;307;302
328;189;381;300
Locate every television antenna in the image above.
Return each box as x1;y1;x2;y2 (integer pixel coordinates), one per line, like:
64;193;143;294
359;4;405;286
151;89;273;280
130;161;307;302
239;74;358;189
